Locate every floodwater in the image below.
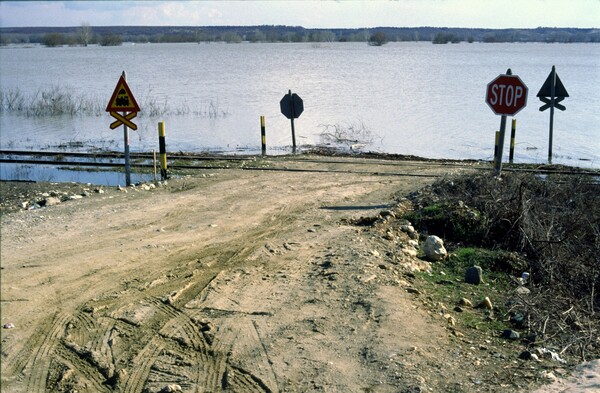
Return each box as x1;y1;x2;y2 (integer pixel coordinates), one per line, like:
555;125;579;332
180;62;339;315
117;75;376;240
1;41;599;169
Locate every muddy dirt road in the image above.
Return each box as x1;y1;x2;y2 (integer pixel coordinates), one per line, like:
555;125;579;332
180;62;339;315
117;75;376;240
2;156;555;392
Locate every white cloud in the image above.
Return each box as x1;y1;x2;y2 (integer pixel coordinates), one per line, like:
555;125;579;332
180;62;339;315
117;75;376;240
0;0;598;28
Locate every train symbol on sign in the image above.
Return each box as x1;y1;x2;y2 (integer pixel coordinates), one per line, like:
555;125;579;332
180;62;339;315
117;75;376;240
115;89;131;107
106;76;140;113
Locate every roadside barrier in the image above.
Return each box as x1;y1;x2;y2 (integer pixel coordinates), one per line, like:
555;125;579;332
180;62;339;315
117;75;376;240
158;121;168;180
509;119;517;164
261;116;266;156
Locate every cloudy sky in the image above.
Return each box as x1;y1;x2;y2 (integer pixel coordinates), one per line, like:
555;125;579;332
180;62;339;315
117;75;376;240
0;0;598;29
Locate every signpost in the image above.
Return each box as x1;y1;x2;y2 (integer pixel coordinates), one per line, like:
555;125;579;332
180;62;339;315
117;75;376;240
106;71;140;186
485;69;528;175
537;65;569;163
280;90;304;153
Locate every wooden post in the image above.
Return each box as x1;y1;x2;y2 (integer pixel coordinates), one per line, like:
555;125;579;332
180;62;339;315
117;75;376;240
509;119;516;164
260;116;266;156
158;121;168;180
122;71;131;186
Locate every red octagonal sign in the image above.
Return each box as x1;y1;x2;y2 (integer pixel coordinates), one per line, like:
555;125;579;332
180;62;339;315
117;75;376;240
486;74;528;116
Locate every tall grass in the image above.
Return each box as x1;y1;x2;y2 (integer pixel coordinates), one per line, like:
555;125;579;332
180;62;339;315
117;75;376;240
0;86;230;118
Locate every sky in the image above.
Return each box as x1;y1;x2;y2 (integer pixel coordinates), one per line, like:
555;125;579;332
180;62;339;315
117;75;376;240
0;0;599;29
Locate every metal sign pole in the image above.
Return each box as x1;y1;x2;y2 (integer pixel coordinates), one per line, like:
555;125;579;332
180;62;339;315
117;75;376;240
493;68;512;176
548;66;556;164
494;115;508;176
289;90;297;154
122;71;131;186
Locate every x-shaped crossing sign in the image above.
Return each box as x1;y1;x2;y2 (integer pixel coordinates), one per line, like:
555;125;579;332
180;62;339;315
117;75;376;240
109;111;138;130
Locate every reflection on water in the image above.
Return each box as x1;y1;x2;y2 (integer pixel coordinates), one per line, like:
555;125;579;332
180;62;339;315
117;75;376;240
0;163;154;186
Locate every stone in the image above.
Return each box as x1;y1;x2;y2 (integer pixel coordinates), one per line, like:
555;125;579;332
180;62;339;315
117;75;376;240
524;333;538;343
465;265;483;285
459;298;473;307
519;350;532;360
44;197;61;206
401;247;418;257
160;384;182;392
406;287;421;295
444;314;456;326
540;371;557;381
501;329;520;340
479;297;493;309
400;224;419;240
515;286;531;295
511;313;527;328
400;224;415;233
380;210;395;219
423;235;447;261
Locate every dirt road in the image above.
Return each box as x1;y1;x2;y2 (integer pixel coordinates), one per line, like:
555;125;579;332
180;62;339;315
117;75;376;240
1;156;551;392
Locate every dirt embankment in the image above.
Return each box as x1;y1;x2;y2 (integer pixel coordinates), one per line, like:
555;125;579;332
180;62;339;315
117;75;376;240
0;157;589;392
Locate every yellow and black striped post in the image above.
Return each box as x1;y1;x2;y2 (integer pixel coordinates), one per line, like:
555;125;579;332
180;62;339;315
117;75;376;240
509;119;517;164
260;116;266;156
158;121;168;180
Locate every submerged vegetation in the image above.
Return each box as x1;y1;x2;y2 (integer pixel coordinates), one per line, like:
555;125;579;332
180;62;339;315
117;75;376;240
0;86;230;118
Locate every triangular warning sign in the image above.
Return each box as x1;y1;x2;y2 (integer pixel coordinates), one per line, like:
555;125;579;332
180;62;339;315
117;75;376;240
537;70;569;98
106;75;141;112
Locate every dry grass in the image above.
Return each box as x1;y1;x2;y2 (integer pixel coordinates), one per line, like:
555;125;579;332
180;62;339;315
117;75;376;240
406;171;600;361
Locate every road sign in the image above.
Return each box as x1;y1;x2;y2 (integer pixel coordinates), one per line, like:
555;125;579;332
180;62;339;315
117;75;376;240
486;74;528;116
280;92;304;119
106;71;140;186
537;66;569;163
106;75;140;113
110;112;137;130
537;65;568;112
106;74;140;131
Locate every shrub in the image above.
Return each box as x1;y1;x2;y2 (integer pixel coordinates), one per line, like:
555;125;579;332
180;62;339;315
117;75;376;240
407;172;600;313
406;171;600;359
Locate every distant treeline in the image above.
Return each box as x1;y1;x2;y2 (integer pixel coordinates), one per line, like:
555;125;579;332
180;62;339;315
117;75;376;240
1;25;599;46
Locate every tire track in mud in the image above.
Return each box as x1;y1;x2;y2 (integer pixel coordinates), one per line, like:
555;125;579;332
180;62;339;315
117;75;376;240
8;181;306;392
123;337;164;393
19;312;71;393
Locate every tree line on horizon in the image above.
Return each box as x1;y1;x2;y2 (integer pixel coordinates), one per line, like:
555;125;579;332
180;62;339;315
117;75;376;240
1;24;599;47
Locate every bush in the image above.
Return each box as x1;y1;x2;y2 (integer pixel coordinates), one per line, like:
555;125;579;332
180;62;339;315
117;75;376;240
100;33;123;46
406;171;600;359
368;31;387;46
41;33;66;47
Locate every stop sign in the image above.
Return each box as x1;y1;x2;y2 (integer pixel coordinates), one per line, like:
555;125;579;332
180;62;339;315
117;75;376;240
486;74;528;116
280;92;304;119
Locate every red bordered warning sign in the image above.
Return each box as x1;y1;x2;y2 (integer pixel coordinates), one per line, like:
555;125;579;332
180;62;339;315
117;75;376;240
106;75;140;130
106;75;140;113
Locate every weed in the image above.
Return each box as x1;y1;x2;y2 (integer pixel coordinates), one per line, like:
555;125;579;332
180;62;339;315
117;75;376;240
318;120;380;152
0;86;230;119
406;171;600;360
